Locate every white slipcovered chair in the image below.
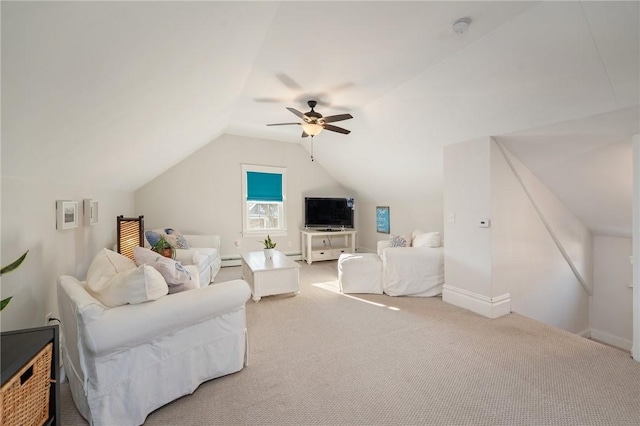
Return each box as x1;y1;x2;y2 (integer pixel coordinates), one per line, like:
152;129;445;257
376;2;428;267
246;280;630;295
377;231;445;297
57;274;251;425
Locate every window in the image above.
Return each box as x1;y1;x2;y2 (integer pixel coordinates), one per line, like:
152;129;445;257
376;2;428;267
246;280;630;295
242;164;287;236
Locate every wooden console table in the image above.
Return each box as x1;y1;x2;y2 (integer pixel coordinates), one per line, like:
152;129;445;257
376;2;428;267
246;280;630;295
1;325;60;426
300;229;357;265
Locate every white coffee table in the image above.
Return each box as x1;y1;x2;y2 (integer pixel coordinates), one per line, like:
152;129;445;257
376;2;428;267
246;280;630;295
241;250;301;302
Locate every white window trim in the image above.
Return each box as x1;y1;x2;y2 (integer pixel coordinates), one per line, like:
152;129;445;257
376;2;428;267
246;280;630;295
241;164;287;237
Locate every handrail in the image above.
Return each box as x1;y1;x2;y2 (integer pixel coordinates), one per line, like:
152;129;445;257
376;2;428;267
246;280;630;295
493;138;592;296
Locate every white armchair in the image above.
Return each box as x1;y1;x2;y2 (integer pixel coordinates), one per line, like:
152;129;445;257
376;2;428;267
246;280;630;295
377;231;445;297
57;275;250;426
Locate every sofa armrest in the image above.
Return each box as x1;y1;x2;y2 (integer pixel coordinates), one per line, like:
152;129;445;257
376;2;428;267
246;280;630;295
377;240;391;257
174;248;199;265
184;235;221;251
80;279;250;357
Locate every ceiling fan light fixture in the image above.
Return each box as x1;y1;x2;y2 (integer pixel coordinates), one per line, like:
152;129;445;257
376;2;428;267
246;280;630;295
301;122;323;136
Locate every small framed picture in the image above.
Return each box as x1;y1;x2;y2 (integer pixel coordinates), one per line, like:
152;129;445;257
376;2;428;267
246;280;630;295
56;200;79;230
84;199;99;225
376;206;390;234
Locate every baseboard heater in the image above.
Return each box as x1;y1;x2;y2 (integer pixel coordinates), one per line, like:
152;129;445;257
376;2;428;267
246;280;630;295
221;251;302;267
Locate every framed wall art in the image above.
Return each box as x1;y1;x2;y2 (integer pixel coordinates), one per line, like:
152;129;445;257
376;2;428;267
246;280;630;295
56;200;79;230
376;206;390;234
84;199;99;225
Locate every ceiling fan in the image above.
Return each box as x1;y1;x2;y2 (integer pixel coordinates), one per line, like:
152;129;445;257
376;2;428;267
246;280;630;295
266;100;353;139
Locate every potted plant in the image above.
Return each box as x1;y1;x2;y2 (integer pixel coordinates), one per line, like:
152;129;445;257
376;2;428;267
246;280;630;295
262;235;276;260
151;235;175;259
1;250;28;311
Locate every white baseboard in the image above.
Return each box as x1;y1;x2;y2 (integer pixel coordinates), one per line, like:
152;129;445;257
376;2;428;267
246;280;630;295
221;252;302;267
590;329;633;351
576;329;591;339
442;285;511;319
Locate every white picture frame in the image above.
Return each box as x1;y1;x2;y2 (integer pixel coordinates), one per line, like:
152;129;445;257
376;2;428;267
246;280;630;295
84;199;99;225
56;200;79;230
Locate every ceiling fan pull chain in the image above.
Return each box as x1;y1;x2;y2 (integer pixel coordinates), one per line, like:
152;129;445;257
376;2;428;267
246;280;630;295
311;137;314;162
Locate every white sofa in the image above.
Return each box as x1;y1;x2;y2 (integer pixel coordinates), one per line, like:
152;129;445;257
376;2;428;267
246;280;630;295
57;275;251;426
175;234;222;284
377;231;445;297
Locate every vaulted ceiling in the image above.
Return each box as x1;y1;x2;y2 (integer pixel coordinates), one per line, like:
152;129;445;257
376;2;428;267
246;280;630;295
2;1;638;236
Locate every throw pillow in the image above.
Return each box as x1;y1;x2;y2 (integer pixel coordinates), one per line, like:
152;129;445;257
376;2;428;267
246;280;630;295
167;265;200;294
86;249;137;292
133;246;193;285
164;228;190;249
144;229;164;247
389;235;409;248
87;264;168;308
411;229;425;244
412;231;442;248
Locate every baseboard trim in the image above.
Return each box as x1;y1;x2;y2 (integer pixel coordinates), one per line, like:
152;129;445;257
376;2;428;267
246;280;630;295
576;329;591;339
590;329;632;351
221;252;302;267
442;285;511;319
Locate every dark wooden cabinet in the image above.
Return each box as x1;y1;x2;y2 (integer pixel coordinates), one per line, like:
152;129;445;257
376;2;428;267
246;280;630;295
1;325;60;426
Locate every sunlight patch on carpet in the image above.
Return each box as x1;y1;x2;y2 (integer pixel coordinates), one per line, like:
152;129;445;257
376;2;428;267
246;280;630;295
312;281;400;311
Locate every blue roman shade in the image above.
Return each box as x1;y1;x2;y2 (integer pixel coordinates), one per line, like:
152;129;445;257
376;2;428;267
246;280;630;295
246;172;283;202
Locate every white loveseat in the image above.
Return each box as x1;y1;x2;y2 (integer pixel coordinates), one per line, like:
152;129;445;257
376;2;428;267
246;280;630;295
57;275;251;425
377;231;445;297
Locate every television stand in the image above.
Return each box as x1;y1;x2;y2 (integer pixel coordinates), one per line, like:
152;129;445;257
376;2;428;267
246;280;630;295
300;229;357;265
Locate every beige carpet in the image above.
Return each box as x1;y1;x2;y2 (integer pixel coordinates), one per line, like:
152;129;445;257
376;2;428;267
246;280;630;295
60;260;640;425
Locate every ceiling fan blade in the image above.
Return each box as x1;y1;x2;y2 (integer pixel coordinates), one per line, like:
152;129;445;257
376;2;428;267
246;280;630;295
323;124;351;135
276;72;303;91
321;113;353;124
286;107;306;120
301;131;309;138
266;122;300;126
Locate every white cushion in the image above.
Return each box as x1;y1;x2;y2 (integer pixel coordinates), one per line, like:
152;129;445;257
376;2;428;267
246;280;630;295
167;265;200;294
412;231;442;248
411;229;427;246
87;264;168;308
87;248;136;285
133;246;194;286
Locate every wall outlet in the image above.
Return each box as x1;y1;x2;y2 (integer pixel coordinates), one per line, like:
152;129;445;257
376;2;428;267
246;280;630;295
45;312;53;325
478;218;490;228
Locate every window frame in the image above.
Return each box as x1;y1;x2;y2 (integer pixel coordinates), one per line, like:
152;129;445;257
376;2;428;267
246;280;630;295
241;164;287;237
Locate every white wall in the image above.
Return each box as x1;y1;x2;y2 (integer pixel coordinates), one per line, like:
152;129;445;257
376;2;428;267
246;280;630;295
491;141;590;333
591;236;633;350
633;134;639;361
357;199;443;252
0;176;133;331
443;137;493;299
443;137;591;332
134;134;352;258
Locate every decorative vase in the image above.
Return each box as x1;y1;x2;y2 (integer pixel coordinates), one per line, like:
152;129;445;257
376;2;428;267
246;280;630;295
263;248;275;260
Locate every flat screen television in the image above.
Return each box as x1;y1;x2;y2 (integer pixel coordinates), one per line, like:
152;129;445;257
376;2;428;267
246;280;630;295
304;197;355;229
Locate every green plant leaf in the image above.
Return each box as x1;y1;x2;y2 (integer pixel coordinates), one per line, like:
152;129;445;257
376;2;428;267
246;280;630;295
0;297;12;311
1;250;28;276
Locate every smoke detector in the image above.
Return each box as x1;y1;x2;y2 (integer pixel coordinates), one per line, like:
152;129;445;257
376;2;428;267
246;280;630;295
451;18;471;34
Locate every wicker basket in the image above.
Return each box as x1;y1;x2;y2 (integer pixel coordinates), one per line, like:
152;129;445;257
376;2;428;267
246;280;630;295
0;342;53;426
